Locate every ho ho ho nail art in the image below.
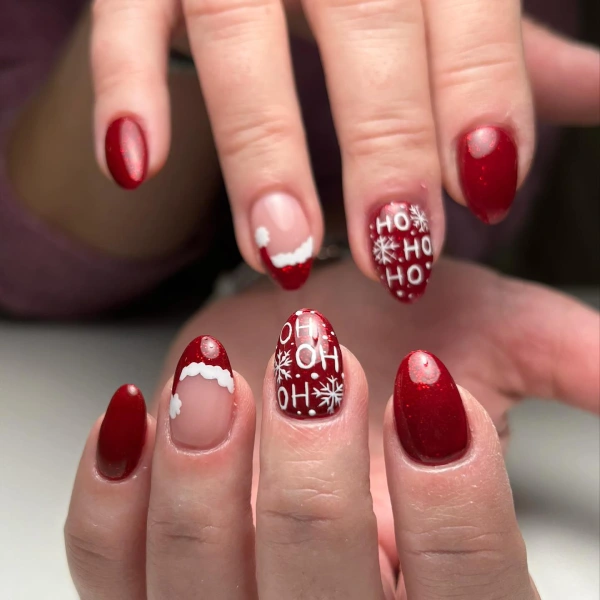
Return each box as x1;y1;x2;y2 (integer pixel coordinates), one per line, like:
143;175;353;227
369;201;433;303
274;309;344;419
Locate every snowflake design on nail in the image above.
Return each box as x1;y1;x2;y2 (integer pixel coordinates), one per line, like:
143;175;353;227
409;205;429;233
169;393;182;419
313;376;344;414
372;235;399;265
274;349;292;384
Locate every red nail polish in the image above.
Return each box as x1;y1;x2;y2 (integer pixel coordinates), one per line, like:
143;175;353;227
369;202;433;303
105;116;148;190
96;384;147;480
458;126;518;224
275;309;343;419
394;351;469;465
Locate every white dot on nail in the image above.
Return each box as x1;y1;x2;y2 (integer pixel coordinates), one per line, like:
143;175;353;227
309;410;316;416
297;411;302;415
311;373;319;380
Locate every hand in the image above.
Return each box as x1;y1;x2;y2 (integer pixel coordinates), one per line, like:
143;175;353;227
67;322;546;599
156;257;599;562
91;0;600;300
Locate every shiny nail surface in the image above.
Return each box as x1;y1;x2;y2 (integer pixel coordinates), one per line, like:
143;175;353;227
275;309;343;419
394;350;468;465
458;126;518;224
105;116;148;190
251;193;313;290
170;336;234;450
369;202;433;303
96;384;147;480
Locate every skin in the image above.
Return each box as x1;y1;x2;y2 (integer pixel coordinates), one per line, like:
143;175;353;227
65;259;599;597
6;7;600;265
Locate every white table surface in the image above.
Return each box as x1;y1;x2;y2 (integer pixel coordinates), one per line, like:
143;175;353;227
1;291;598;600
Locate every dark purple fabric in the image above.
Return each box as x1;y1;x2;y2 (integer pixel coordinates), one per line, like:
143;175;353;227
0;0;578;317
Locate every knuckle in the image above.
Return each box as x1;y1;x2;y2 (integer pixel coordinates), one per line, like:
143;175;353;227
317;0;412;27
147;502;226;549
183;0;272;31
64;522;124;576
436;43;522;93
217;109;298;161
258;466;359;545
344;109;435;160
403;524;528;589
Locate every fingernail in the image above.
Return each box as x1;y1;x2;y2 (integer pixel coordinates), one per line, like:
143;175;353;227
275;308;344;419
394;350;469;465
458;126;518;224
369;202;433;303
251;193;313;290
169;336;235;450
105;116;148;190
96;384;147;480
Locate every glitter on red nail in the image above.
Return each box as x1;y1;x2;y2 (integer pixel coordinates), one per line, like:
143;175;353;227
394;350;469;465
458;126;518;225
105;116;148;190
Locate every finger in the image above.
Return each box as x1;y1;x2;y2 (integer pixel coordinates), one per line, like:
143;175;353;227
385;351;537;600
424;0;534;225
91;0;176;189
146;336;257;599
64;385;153;599
302;0;441;304
523;18;600;125
499;278;600;413
183;0;321;290
256;309;385;599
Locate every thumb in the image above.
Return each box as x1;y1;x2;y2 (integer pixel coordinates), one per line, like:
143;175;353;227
523;18;600;125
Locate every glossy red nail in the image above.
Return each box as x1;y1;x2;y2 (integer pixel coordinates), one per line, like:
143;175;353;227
458;126;518;224
96;384;147;480
394;350;469;465
105;116;148;190
275;309;343;419
369;202;433;303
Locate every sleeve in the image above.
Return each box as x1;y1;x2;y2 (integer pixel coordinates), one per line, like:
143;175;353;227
0;1;200;319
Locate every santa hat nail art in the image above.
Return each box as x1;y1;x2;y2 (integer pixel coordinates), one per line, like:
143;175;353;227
170;336;234;419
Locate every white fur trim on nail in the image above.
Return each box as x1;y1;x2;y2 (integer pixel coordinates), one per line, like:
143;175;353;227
255;226;270;248
170;393;182;419
179;362;234;393
270;236;313;268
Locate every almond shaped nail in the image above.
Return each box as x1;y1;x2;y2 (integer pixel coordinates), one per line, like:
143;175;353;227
96;384;147;480
251;193;313;290
105;116;148;190
275;308;343;419
369;202;433;303
170;336;235;450
458;126;518;225
394;350;469;465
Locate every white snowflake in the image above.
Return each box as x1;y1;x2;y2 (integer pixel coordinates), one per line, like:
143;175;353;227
274;349;292;384
313;376;344;414
169;393;182;419
409;205;429;233
372;235;399;265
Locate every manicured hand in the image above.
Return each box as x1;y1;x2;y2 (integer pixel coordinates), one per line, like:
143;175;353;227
91;0;600;298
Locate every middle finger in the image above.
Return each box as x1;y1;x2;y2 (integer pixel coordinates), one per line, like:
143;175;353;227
256;309;385;599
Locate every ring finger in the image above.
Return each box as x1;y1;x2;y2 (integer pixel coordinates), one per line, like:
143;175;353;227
303;0;441;304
